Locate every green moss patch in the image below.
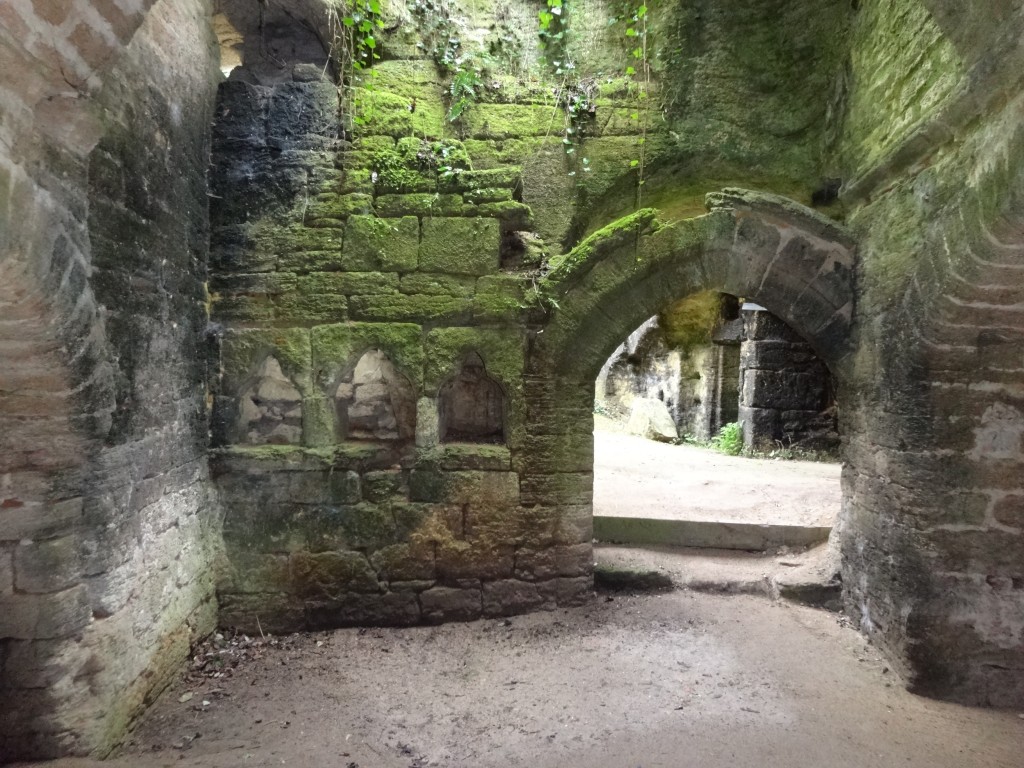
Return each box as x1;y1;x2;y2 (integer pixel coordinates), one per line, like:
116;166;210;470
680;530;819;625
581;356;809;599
420;217;500;275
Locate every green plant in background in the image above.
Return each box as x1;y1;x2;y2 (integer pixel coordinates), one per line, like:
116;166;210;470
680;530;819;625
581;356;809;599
538;0;570;72
711;421;744;456
407;0;490;125
618;2;651;206
447;66;483;122
327;0;385;133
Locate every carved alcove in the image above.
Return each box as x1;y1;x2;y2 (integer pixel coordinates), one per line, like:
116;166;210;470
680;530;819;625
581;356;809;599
438;352;505;443
334;349;417;441
238;356;303;444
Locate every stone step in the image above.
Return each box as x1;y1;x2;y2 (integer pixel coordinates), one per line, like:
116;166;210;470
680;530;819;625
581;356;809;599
594;515;833;551
594;542;842;611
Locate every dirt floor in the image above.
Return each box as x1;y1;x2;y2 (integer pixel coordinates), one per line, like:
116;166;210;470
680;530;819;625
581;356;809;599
594;419;841;527
29;590;1023;768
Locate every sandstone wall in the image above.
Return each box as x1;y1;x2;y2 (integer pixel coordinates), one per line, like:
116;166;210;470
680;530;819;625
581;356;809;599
837;0;1024;704
0;0;221;758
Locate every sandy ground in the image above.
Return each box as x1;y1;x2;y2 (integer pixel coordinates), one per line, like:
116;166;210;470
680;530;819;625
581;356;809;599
594;421;841;527
29;591;1022;768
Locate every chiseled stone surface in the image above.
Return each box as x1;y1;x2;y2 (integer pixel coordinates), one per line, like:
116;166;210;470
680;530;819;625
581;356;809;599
4;0;1024;760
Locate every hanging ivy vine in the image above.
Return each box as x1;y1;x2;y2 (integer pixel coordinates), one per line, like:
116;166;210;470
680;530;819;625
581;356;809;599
326;0;385;134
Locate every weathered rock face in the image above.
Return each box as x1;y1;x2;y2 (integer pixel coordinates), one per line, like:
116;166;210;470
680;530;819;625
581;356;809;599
0;0;221;759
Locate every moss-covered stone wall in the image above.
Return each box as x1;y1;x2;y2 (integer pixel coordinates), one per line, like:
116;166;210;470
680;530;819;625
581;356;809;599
835;0;1024;705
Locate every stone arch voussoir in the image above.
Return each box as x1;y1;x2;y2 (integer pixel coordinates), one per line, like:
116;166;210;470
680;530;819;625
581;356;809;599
533;188;857;385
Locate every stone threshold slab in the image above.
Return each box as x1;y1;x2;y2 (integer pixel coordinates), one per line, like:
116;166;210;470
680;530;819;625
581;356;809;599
594;515;832;551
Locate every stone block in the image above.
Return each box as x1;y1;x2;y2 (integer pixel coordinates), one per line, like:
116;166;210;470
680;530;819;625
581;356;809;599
464;187;513;205
296;272;399;296
992;494;1024;528
310;322;424;389
536;576;594;608
740;340;824;373
0;547;12;592
266;82;339;150
514;543;593;581
375;193;463;217
328;471;362;504
482;579;544;617
339;215;419;272
434;444;512;471
218;552;290;594
217;593;306;635
289;550;380;597
304;192;375;222
512;432;593;475
419;585;482;623
362;470;407;503
441;471;520;506
13;536;81;594
0;586;91;640
0;496;83;541
400;273;477;297
371;542;436;582
519;473;592;506
423;326;526;391
415;397;440;448
741;369;826;412
436;541;514;582
419;217;500;276
348;293;472;323
743;308;804;342
305;591;421;629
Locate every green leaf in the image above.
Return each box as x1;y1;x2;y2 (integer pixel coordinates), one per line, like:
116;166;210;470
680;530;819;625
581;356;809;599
625;27;637;36
625;65;635;75
629;159;639;167
364;36;376;49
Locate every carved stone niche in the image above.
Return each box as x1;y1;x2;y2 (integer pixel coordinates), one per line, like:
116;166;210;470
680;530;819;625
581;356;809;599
438;352;505;444
238;356;303;444
335;349;416;441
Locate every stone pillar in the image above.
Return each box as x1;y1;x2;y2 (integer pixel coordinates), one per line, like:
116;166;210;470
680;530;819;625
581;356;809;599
738;306;837;451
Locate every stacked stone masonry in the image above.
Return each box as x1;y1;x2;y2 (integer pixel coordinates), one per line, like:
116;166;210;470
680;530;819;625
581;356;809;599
3;0;1024;760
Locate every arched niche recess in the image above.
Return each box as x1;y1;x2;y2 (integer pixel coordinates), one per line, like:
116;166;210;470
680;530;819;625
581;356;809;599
438;352;505;444
238;356;303;444
335;349;416;441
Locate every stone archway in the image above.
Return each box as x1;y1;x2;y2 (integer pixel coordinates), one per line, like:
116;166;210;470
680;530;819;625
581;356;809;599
533;189;857;383
517;187;857;672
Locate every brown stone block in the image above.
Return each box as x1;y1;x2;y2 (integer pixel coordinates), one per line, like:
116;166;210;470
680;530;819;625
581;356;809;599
30;0;73;26
514;543;592;581
370;542;435;582
13;536;81;593
536;575;593;608
288;550;380;597
436;540;513;582
217;552;290;595
0;585;90;640
992;494;1024;528
419;585;482;623
93;0;146;42
482;579;543;617
0;496;82;541
217;593;305;635
305;591;420;629
441;470;520;506
68;21;114;70
519;472;592;506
